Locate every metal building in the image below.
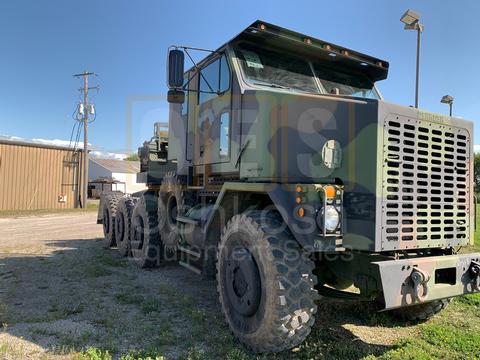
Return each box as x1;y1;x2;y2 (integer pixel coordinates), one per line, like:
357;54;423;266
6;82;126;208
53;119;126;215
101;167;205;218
0;139;85;210
89;158;146;195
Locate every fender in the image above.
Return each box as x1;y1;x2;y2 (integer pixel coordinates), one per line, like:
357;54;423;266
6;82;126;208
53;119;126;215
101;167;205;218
203;182;326;251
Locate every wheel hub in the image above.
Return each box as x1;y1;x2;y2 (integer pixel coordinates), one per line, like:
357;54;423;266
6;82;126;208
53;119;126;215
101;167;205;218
132;215;144;249
225;248;261;316
167;196;178;226
117;213;125;241
103;208;110;233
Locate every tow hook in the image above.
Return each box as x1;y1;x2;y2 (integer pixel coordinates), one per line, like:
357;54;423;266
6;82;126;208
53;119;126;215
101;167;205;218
411;268;430;302
470;261;480;291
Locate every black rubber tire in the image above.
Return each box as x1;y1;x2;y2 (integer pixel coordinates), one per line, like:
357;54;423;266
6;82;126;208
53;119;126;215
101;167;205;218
115;196;138;257
102;193;122;248
158;172;193;253
217;210;319;353
390;298;451;322
131;192;162;268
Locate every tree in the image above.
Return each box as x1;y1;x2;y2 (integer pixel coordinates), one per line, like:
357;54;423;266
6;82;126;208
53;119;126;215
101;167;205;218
124;153;139;161
475;153;480;195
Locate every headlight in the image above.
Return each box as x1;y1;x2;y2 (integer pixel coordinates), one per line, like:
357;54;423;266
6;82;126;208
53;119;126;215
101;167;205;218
324;205;340;232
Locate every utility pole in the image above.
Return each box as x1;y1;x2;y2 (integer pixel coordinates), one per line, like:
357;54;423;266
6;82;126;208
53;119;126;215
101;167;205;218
73;71;98;208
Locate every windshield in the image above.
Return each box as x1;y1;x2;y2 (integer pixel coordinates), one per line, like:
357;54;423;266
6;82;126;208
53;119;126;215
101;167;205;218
235;44;319;94
313;65;379;99
235;44;380;99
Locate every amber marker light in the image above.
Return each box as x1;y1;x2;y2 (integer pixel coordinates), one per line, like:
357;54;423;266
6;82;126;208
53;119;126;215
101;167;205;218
296;185;303;193
324;185;336;200
297;207;305;217
295;196;302;204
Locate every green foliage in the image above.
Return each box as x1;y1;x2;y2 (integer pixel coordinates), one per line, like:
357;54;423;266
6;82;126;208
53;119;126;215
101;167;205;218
124;153;139;161
76;347;112;360
475;153;480;194
457;292;480;307
119;350;166;360
140;297;162;314
420;323;480;356
181;347;207;360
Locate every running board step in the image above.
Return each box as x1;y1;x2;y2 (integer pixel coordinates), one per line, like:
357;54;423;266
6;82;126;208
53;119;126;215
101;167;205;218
178;246;201;258
176;216;199;226
179;261;202;275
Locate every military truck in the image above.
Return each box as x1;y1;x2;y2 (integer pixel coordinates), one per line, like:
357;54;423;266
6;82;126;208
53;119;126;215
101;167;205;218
99;20;480;353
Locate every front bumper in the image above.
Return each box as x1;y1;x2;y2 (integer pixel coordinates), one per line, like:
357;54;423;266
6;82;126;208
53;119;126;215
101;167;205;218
374;253;480;310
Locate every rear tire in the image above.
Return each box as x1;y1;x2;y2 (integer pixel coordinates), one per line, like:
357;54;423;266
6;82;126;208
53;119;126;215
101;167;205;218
115;197;138;257
131;192;162;268
102;193;122;248
390;298;451;322
217;210;319;353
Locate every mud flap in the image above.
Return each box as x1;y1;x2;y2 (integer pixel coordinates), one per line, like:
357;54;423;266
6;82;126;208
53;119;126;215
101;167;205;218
374;253;480;310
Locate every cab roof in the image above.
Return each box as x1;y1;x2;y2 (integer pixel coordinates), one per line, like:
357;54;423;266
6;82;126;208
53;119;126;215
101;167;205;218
188;20;389;83
228;20;389;82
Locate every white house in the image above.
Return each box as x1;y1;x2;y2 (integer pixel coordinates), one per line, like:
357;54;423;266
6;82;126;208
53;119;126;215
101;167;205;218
89;158;146;196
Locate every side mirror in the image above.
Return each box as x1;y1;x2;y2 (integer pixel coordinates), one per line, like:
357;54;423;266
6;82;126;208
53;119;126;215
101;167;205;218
167;49;185;103
167;49;184;89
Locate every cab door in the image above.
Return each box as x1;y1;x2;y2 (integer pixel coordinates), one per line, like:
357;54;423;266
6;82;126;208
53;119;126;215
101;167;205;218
192;54;232;168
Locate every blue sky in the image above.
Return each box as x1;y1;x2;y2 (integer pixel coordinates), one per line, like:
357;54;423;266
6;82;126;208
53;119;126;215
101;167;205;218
0;0;479;153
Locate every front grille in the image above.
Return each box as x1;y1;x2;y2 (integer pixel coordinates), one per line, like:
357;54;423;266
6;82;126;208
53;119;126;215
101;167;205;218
380;114;471;251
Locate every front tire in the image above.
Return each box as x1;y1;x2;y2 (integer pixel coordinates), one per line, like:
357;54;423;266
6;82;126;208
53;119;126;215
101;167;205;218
217;210;319;353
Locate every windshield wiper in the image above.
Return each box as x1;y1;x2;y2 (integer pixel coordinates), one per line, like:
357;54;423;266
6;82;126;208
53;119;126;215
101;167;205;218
252;81;292;90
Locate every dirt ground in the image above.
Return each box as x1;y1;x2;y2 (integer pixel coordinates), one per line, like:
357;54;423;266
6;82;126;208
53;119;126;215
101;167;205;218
0;213;419;359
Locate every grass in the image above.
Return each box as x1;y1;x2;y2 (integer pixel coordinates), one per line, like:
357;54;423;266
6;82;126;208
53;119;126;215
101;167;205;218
0;202;98;218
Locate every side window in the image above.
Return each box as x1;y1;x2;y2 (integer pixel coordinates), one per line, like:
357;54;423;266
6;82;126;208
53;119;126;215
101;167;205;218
219;112;230;158
199;54;230;104
219;55;230;93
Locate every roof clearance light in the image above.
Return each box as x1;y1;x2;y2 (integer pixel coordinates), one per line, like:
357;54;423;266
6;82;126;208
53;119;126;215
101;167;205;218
341;50;349;56
324;185;336;200
324;44;331;50
259;23;266;30
377;61;383;67
297;207;305;217
304;37;312;44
